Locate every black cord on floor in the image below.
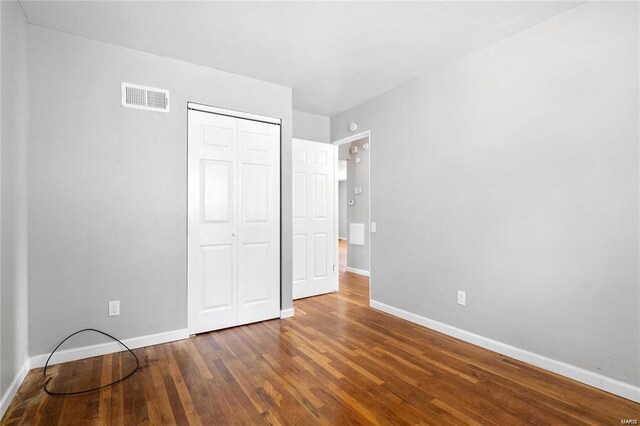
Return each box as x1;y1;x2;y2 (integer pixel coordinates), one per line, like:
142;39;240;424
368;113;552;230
43;328;140;396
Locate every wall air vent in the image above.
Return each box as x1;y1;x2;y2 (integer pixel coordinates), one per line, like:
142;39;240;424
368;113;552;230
121;82;170;113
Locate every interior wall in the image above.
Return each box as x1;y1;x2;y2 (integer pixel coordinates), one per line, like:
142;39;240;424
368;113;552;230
292;110;330;143
331;1;639;386
345;140;370;272
1;0;29;399
338;181;347;239
27;26;293;356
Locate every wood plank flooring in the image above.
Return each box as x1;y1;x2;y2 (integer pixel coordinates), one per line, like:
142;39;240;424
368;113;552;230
3;241;639;424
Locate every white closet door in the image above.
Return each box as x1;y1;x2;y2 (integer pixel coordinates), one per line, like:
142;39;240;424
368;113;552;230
237;119;281;325
188;110;238;333
188;109;280;334
292;138;336;300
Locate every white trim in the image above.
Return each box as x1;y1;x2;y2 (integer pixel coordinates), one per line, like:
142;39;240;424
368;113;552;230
370;299;640;403
346;267;370;277
30;328;189;369
280;308;295;319
332;130;371;146
0;358;30;420
338;237;347;241
187;102;281;125
334;144;340;292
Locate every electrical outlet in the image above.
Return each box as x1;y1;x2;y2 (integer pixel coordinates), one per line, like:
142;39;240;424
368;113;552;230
371;222;377;233
109;300;120;317
457;291;466;306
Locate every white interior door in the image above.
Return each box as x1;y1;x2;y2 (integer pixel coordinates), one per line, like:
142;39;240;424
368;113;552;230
237;118;281;325
188;108;280;334
292;138;336;299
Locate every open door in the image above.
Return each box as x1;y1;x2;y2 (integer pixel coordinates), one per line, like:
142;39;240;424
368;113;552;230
292;138;337;299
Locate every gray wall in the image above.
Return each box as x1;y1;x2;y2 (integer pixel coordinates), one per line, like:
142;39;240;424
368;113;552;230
292;110;330;143
1;0;29;398
346;140;370;271
28;26;293;355
338;181;347;239
331;2;639;386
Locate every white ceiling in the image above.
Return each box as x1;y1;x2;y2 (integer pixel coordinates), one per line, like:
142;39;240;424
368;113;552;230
21;1;579;116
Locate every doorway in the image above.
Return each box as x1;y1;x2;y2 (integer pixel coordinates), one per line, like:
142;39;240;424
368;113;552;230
333;131;371;292
291;132;371;301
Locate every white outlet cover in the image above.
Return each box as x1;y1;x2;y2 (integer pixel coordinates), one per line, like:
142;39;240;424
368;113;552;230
109;300;120;316
457;291;466;306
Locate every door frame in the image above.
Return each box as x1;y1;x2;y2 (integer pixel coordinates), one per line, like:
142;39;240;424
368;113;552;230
332;130;372;293
187;102;282;335
187;102;282;125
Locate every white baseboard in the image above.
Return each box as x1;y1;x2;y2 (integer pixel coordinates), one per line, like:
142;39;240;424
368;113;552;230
280;308;295;319
30;328;190;369
0;358;30;420
338;237;347;241
370;299;640;403
346;267;370;277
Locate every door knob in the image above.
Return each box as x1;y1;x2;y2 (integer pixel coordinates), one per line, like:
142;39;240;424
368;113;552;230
232;232;237;237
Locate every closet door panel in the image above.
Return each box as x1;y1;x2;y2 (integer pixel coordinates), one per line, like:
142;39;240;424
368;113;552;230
237;119;281;325
188;111;238;333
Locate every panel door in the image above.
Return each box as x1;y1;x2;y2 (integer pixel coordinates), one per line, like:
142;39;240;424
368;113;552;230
189;109;281;334
292;138;336;299
237;119;281;325
188;110;238;333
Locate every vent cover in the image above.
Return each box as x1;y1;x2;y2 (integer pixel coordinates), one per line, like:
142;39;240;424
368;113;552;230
121;82;170;113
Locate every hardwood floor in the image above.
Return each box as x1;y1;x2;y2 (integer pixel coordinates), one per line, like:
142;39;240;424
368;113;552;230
338;239;347;274
3;242;639;424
